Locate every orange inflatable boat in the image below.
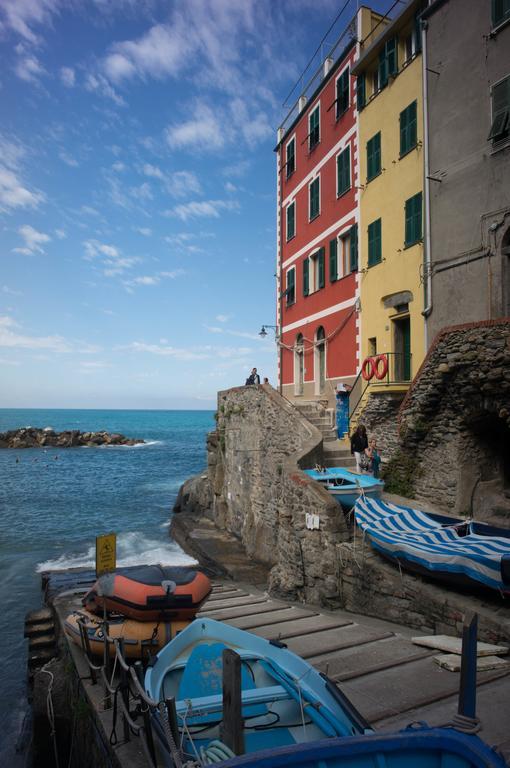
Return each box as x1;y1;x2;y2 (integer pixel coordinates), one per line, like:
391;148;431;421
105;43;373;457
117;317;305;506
83;565;211;622
64;608;190;659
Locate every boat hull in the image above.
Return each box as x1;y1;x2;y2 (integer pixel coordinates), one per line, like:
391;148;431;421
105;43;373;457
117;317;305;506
305;468;384;509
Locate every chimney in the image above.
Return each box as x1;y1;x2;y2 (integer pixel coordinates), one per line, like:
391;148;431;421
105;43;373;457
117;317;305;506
277;127;283;144
323;57;334;78
298;95;307;113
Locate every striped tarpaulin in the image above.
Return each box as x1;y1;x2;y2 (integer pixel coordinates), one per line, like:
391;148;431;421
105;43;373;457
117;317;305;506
354;497;510;592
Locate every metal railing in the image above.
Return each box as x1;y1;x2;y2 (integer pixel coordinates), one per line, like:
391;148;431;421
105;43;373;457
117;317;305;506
348;352;412;420
76;615;180;768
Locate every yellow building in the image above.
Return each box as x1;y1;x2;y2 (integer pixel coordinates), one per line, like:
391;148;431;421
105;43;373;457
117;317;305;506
353;0;425;393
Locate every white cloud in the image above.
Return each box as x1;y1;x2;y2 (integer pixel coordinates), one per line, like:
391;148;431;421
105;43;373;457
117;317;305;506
225;181;237;193
60;66;75;87
2;285;23;296
0;357;21;366
166;105;224;151
142;163;163;179
80;205;100;216
0;165;44;212
84;73;125;107
112;161;125;172
216;314;230;323
129;182;153;201
223;160;251;178
59;150;79;167
103;23;192;83
80;360;111;369
55;228;66;239
123;269;185;290
166;198;239;222
16;224;51;254
0;315;70;352
15;53;46;84
141;164;201;198
83;239;140;277
135;226;152;236
0;0;59;45
120;340;253;362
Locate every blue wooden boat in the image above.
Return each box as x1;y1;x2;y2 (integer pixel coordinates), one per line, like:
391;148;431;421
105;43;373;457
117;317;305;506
145;617;371;763
304;467;384;508
354;497;510;594
216;726;507;767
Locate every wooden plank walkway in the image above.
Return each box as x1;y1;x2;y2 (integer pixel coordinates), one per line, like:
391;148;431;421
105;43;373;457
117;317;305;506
199;583;510;756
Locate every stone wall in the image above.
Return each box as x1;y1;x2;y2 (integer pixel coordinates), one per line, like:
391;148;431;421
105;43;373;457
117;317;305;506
208;385;350;604
395;319;510;518
356;390;404;463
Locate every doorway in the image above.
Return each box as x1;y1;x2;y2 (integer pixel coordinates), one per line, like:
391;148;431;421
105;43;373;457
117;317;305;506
294;334;304;396
393;316;411;381
315;326;326;394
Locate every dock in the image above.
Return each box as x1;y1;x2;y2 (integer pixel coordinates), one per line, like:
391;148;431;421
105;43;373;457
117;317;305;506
36;573;510;768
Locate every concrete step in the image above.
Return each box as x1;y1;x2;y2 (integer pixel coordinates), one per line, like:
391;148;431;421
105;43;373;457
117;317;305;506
323;457;356;468
323;447;352;457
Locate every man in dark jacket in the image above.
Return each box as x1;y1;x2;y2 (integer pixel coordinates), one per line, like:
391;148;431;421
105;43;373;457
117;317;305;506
245;367;260;385
350;424;368;473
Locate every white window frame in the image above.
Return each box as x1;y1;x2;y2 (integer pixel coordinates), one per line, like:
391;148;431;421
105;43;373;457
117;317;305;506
335;144;351;198
306;248;321;294
335;65;350;120
308;102;321;152
286;265;296;305
286;200;296;241
308;173;321;222
285;134;296;179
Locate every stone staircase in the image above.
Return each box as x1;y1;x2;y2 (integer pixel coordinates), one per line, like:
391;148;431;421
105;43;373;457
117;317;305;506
295;402;355;469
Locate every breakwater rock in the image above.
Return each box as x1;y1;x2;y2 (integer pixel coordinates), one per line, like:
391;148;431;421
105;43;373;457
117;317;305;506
0;427;144;449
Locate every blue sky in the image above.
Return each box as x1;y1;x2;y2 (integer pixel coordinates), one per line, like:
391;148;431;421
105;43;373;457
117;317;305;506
0;0;391;410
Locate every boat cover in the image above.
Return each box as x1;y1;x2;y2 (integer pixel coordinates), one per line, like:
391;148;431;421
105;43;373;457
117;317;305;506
354;497;510;592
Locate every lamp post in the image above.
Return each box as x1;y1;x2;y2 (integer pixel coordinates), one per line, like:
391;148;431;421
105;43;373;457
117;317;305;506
258;325;281;393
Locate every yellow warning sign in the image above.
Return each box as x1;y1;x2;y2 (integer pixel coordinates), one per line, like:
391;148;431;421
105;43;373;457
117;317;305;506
96;532;116;577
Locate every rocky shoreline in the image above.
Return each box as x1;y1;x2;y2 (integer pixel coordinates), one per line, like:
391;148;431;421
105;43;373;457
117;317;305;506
0;427;144;449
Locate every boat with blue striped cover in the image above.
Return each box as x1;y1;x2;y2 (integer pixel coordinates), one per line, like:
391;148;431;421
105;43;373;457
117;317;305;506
217;726;506;768
354;496;510;593
304;467;384;509
145;617;371;765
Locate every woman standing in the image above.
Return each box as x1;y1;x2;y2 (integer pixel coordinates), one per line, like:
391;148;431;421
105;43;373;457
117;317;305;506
350;424;368;473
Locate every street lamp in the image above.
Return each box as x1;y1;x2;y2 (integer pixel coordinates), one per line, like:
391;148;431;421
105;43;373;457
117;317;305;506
259;324;278;338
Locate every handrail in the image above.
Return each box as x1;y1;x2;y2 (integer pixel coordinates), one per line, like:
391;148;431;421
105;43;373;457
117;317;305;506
348;352;412;423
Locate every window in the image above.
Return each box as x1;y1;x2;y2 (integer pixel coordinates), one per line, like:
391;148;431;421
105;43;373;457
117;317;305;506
309;105;320;151
337;146;351;197
286;201;295;241
488;75;510;143
492;0;510;27
368;337;377;356
404;33;414;64
286;267;295;305
400;100;417;156
286;137;295;178
309;176;320;220
303;248;325;294
336;68;350;119
378;37;397;89
329;238;338;282
405;193;423;247
366;132;381;182
368;219;382;266
357;74;366;111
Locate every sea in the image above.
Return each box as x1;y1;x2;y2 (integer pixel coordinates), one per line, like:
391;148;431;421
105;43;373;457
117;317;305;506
0;408;215;764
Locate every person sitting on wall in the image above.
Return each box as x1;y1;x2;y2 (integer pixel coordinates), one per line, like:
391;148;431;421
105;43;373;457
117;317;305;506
350;424;368;473
365;438;382;478
245;367;260;385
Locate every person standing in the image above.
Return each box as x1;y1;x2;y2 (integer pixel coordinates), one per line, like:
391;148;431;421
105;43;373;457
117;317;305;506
245;367;260;385
365;438;382;478
350;424;368;473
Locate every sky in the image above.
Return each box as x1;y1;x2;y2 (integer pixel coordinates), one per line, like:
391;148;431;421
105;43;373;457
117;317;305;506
0;0;392;410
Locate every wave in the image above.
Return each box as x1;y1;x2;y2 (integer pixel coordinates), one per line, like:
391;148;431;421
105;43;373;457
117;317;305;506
36;531;197;572
98;440;164;449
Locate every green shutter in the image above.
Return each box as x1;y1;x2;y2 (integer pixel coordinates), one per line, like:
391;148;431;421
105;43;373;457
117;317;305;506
492;0;510;26
310;178;320;219
286;139;295;178
303;258;309;296
414;13;422;53
309;107;320;149
286;268;295;305
357;74;366;111
329;238;338;282
405;193;422;246
337;69;349;118
350;224;358;272
387;37;397;75
378;46;388;89
400;101;417;156
318;248;325;289
287;203;295;240
337;147;350;196
367;133;381;182
368;219;382;266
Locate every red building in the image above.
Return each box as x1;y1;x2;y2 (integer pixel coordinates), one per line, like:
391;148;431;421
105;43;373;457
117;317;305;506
275;9;382;408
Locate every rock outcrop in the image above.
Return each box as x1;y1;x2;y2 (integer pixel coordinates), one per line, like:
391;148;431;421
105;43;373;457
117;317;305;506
0;427;144;448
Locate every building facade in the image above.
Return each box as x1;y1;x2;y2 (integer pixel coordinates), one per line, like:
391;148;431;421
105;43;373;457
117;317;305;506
423;0;510;343
275;8;385;408
352;0;426;392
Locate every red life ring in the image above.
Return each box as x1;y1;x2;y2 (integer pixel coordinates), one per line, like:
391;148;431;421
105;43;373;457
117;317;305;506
373;354;388;380
361;357;375;381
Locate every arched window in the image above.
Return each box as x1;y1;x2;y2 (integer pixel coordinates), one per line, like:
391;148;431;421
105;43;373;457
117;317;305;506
315;326;326;395
294;334;304;396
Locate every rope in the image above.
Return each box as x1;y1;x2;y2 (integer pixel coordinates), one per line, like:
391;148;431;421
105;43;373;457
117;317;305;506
440;713;481;734
158;701;183;768
40;662;60;768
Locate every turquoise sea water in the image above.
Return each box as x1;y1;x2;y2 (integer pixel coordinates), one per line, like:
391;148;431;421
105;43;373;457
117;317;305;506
0;408;214;763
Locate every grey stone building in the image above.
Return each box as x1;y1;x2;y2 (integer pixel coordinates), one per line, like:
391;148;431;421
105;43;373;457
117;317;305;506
422;0;510;345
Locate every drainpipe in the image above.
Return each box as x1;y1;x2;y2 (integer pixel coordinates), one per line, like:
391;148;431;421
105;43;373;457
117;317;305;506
421;18;433;349
278;140;284;395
